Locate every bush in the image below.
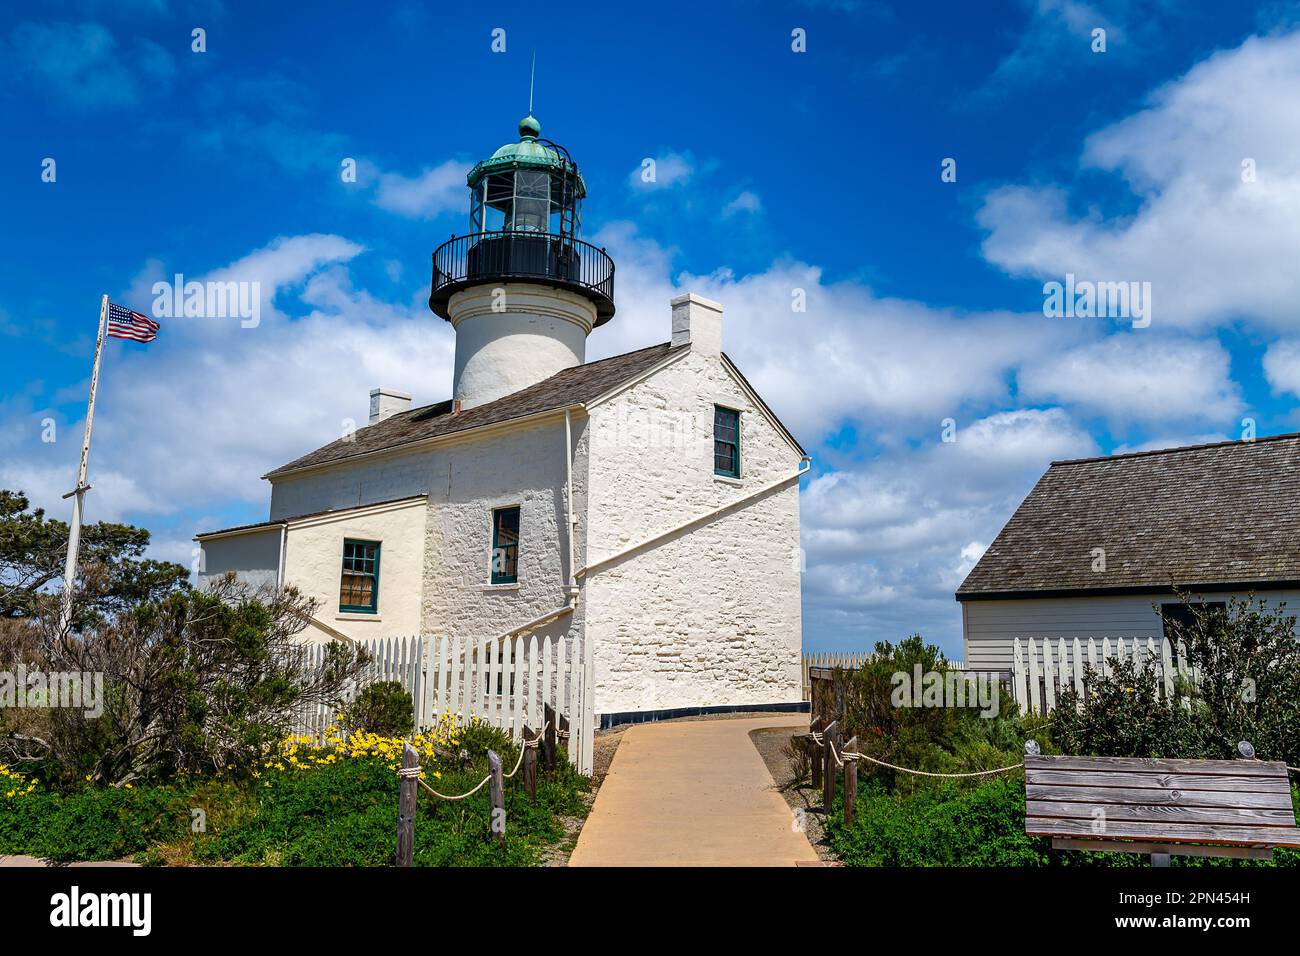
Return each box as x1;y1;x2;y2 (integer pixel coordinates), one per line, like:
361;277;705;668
827;778;1300;868
346;682;414;737
0;785;194;862
828;778;1049;866
0;578;370;789
4;730;589;866
1054;594;1300;766
1052;657;1211;758
833;635;1026;795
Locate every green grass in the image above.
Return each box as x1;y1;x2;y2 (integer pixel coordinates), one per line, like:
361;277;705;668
0;755;588;866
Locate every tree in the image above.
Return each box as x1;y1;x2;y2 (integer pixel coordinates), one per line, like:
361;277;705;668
0;489;189;623
1;575;370;787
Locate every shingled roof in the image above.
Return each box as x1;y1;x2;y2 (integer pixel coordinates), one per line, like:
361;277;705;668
264;343;686;478
956;433;1300;599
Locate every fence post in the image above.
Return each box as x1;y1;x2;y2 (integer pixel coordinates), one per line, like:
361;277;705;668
842;735;858;827
396;741;418;867
822;720;838;812
522;725;538;800
487;750;506;845
543;703;557;771
558;711;571;759
809;718;823;790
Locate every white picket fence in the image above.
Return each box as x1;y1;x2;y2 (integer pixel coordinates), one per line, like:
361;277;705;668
1011;636;1198;716
292;633;594;774
801;651;966;700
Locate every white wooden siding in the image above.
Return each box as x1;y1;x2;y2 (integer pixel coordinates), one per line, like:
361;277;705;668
963;590;1300;672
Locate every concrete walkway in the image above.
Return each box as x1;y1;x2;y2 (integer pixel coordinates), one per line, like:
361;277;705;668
569;714;818;867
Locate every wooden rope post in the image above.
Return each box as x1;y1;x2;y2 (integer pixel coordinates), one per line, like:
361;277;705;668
543;703;557;771
822;720;838;812
487;750;506;845
396;741;418;867
809;718;824;790
558;712;571;757
522;725;538;800
842;735;859;827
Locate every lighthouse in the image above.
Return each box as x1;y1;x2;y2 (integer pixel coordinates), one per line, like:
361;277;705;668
429;115;616;409
201;109;806;738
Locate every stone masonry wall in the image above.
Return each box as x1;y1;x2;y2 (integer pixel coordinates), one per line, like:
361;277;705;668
583;348;803;714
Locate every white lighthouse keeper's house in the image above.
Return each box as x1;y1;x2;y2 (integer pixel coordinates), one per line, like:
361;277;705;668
196;115;808;728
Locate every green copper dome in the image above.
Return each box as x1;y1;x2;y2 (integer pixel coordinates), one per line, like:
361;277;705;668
466;115;586;197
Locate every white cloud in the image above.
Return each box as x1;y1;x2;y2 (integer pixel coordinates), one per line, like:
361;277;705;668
722;191;763;217
590;222;1073;442
0;462;159;525
7;21;174;108
799;407;1098;650
1018;333;1241;424
1110;432;1229;455
1;234;450;525
980;30;1300;331
371;160;471;219
628;152;695;190
983;0;1119;90
1263;338;1300;397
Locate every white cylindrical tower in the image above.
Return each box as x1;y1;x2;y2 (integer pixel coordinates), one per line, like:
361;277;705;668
429;115;615;410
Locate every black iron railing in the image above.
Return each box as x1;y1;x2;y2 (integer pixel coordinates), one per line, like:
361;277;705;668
429;232;615;324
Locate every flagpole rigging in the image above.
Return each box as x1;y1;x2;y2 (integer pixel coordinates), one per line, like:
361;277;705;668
60;293;108;632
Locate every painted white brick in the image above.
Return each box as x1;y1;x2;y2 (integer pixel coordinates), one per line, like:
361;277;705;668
244;344;803;718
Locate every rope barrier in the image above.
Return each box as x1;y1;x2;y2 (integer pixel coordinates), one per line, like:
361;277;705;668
407;722;548;800
418;773;492;802
810;731;1024;780
814;729;1292;780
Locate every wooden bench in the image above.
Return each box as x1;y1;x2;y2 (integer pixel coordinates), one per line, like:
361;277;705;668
1025;754;1300;864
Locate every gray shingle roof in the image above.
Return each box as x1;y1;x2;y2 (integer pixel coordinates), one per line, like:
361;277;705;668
264;343;686;479
956;433;1300;599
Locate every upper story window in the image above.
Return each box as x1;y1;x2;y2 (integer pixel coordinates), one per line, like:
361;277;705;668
339;539;381;614
714;405;741;478
491;506;521;584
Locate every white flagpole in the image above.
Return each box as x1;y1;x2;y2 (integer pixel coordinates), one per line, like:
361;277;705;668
60;294;109;632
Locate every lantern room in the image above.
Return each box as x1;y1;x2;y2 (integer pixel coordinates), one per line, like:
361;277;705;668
429;115;615;326
469;115;582;236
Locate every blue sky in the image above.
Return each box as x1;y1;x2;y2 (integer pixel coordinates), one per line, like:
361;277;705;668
4;0;1300;657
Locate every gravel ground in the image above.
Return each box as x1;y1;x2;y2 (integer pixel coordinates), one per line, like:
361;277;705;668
748;725;840;862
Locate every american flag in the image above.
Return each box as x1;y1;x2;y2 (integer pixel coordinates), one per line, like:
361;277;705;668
107;302;160;343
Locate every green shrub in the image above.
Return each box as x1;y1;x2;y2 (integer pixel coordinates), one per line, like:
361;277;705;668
1054;594;1300;766
1052;657;1211;759
454;720;518;764
828;778;1050;866
827;778;1300;867
346;681;415;737
1;580;369;789
0;785;193;862
834;635;1026;795
2;729;588;866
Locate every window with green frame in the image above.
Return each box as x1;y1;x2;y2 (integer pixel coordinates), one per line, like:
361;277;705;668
339;539;380;613
490;506;521;584
714;405;741;477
